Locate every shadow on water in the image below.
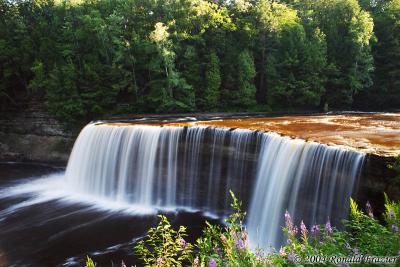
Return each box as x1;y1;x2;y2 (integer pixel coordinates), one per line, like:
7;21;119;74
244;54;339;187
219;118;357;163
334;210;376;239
0;163;219;267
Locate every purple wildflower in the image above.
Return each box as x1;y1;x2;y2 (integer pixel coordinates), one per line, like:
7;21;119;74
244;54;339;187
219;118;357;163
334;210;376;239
300;221;308;236
234;239;245;250
366;201;372;210
311;225;319;236
345;243;351;250
156;257;163;266
325;220;333;235
293;225;299;235
285;210;292;225
233;231;248;250
241;231;249;248
193;257;199;267
288;253;296;262
255;249;264;259
220;234;227;242
353;247;359;255
284;210;299;236
392;223;399;233
279;247;286;256
209;258;217;267
366;201;374;217
179;238;187;249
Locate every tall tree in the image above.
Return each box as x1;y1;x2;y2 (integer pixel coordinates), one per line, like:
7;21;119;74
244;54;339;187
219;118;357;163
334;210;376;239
311;0;374;108
367;0;400;108
235;49;257;108
204;50;221;110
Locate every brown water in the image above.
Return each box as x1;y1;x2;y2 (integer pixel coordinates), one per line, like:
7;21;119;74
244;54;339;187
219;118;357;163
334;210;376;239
109;113;399;156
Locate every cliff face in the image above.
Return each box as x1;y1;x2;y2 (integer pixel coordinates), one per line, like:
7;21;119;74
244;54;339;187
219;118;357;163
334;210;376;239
0;103;75;165
355;155;400;215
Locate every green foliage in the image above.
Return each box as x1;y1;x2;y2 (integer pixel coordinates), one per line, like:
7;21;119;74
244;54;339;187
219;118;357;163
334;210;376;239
85;256;96;267
194;190;260;266
309;0;375;108
134;215;193;267
262;3;328;108
0;0;398;122
384;193;400;229
88;193;400;266
344;198;400;255
143;193;400;266
203;51;221;110
357;0;400;109
235;49;257;109
281;197;400;266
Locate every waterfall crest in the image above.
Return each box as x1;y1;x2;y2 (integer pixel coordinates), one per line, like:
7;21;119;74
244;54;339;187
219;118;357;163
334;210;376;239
65;123;364;248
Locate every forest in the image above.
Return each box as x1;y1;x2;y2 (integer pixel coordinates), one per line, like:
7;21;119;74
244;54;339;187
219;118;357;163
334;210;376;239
0;0;399;125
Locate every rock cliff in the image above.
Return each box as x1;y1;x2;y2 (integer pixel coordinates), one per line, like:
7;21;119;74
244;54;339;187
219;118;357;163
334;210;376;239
0;102;75;164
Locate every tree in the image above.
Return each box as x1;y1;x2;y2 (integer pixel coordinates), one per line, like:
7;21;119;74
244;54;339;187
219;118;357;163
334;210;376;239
253;1;327;109
236;49;256;108
0;0;32;110
311;0;374;108
364;0;400;108
0;0;397;123
204;50;221;110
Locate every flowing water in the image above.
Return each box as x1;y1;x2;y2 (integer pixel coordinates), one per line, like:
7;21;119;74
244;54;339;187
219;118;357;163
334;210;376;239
66;124;262;215
247;135;364;249
0;163;214;267
66;124;365;249
0;121;366;266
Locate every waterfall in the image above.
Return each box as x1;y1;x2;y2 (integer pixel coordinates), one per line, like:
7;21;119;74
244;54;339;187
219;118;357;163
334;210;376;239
247;134;365;249
65;123;365;249
66;124;260;214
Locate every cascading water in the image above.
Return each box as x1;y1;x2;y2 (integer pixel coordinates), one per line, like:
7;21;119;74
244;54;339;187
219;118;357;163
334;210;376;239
247;134;365;249
65;124;261;215
65;123;365;249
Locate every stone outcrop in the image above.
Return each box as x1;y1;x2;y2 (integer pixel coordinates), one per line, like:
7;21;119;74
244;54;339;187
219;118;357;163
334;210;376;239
355;154;400;216
0;102;75;165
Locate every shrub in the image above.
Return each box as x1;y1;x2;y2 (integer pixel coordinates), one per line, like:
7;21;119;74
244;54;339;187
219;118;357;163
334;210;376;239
134;215;193;267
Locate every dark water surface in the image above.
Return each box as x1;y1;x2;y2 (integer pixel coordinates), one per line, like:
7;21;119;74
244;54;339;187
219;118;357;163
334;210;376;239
0;163;216;267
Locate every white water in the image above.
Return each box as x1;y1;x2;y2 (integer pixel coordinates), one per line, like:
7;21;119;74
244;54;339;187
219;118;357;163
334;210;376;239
66;124;260;214
247;134;365;249
64;123;365;249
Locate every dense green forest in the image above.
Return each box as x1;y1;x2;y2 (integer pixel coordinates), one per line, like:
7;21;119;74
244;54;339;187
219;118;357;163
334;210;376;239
0;0;399;124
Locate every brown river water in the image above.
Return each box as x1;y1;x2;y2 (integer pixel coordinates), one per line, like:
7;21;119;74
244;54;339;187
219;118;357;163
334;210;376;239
110;112;400;157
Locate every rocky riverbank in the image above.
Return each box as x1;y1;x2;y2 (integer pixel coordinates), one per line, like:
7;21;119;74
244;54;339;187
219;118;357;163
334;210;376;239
0;103;75;165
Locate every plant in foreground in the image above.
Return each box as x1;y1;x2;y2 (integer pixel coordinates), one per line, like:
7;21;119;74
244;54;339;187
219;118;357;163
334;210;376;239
134;215;193;267
86;193;400;267
85;256;96;267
